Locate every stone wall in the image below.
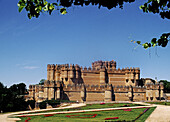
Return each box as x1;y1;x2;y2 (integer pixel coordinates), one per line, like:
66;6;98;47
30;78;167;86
27;60;164;103
46;60;140;87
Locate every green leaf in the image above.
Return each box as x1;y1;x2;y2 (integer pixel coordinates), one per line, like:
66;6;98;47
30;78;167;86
19;5;25;12
38;6;42;11
49;5;53;10
153;43;156;47
143;43;149;49
148;43;151;47
157;0;160;3
43;5;48;11
139;5;144;9
147;0;152;3
28;13;32;19
151;38;157;45
60;8;67;15
44;1;48;5
136;41;141;44
158;39;162;46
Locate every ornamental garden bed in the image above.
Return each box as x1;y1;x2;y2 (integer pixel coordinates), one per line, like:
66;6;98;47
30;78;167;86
17;103;144;115
17;107;156;122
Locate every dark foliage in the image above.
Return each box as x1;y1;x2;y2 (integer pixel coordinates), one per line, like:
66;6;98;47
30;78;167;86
39;79;45;85
39;101;47;109
39;99;60;109
159;80;170;93
0;82;28;112
27;100;36;109
9;83;27;95
17;0;135;19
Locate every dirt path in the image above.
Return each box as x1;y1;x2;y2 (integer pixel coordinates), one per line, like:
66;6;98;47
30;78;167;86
146;105;170;122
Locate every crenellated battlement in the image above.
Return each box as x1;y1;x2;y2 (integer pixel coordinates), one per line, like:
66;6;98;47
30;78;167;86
92;60;116;70
62;83;150;93
63;84;84;91
63;84;113;91
47;60;140;77
146;82;163;90
47;64;81;71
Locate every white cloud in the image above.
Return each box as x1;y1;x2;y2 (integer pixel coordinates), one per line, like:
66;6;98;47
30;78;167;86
23;66;39;70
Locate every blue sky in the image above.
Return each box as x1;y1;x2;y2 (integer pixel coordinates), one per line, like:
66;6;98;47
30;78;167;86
0;0;170;87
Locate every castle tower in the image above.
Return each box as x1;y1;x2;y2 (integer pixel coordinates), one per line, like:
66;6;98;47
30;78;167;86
55;65;60;81
104;85;112;101
29;85;35;100
100;67;106;84
47;64;55;81
38;85;44;102
48;81;55;100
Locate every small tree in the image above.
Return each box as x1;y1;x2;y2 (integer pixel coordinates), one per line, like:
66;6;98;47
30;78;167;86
39;79;46;85
159;80;170;93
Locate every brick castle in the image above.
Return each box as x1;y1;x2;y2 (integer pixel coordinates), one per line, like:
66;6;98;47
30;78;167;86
28;60;164;102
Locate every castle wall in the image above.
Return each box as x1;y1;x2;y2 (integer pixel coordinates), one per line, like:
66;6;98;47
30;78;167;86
28;60;164;103
114;93;130;101
64;91;82;102
86;92;105;101
133;93;145;101
82;72;100;85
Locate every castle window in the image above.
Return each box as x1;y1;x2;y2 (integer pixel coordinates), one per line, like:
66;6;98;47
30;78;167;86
132;79;134;83
126;79;128;82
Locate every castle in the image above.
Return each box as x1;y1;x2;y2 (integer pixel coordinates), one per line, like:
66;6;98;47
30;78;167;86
28;60;164;103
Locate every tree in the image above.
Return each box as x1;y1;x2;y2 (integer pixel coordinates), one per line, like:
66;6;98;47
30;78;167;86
9;83;27;95
0;82;28;112
159;80;170;93
17;0;170;49
39;79;46;85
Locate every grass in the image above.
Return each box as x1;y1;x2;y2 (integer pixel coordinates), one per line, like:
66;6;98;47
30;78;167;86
18;103;144;115
17;107;156;122
136;107;156;122
146;102;170;106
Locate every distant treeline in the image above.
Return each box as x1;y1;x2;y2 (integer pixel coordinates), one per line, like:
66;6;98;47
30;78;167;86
159;80;170;93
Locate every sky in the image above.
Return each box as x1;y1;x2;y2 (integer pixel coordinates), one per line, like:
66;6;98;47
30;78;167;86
0;0;170;88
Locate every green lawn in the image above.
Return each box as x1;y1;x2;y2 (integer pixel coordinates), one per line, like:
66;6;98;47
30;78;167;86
146;102;170;106
17;107;156;122
19;103;144;115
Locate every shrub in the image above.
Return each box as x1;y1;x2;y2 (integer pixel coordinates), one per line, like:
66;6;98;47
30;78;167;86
47;99;60;107
27;100;35;109
39;101;47;109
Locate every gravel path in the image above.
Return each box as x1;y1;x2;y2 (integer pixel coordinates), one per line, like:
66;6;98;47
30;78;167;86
146;105;170;122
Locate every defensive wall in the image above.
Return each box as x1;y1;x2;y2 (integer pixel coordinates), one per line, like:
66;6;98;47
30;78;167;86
27;60;164;103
